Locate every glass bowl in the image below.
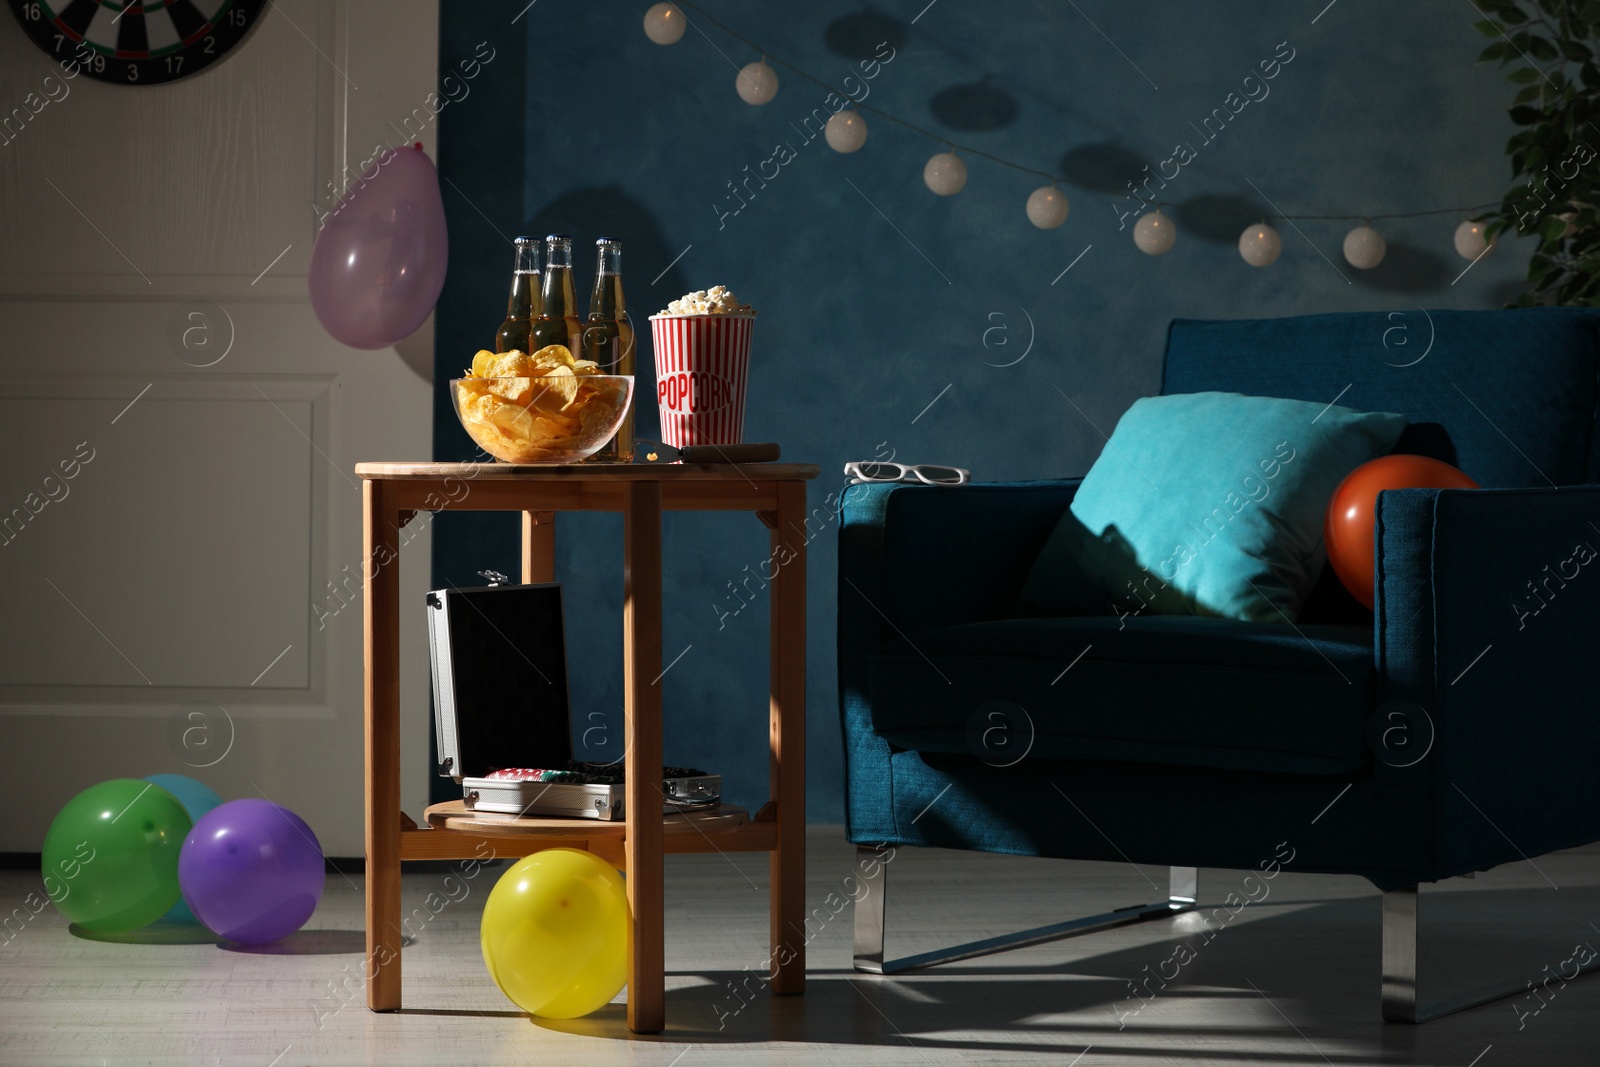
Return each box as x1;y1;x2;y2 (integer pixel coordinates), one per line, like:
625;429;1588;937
451;375;634;463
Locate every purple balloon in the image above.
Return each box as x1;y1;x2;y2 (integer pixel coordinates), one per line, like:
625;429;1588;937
179;799;325;944
309;144;448;349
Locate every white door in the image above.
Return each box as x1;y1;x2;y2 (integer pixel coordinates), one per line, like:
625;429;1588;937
0;0;440;855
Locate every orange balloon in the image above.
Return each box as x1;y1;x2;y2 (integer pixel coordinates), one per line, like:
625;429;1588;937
1325;455;1478;610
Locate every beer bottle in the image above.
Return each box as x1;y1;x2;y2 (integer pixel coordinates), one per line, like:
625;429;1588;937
584;237;636;462
494;236;540;353
530;234;584;357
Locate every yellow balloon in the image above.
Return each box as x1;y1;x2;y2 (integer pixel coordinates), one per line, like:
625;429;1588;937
480;848;629;1018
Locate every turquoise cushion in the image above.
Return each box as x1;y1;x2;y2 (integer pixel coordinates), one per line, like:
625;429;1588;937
1025;391;1406;622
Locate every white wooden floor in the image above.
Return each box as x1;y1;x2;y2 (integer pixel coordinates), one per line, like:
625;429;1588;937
3;827;1598;1065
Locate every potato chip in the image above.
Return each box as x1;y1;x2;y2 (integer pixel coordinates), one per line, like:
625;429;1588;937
488;351;533;378
455;343;629;463
544;365;581;409
486;375;535;402
578;399;615;434
487;401;534;435
530;344;575;369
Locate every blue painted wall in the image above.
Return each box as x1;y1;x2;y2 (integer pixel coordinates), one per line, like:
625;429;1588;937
433;2;1528;820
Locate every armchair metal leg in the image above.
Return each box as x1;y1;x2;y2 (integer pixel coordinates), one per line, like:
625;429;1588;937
852;846;1196;975
1382;883;1600;1023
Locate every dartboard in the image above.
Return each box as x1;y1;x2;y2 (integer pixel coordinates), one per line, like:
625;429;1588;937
7;0;271;85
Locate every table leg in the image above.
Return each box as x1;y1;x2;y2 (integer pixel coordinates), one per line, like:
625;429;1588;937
363;479;403;1011
623;480;665;1033
769;480;807;994
522;510;555;584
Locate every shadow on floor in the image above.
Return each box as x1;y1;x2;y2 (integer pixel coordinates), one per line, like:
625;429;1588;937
69;920;221;946
493;887;1598;1063
219;928;371;955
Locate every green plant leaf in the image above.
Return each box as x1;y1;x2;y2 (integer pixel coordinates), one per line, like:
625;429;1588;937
1510;104;1544;123
1509;65;1544;83
1558;38;1592;62
1527;35;1560;61
1473;17;1504;34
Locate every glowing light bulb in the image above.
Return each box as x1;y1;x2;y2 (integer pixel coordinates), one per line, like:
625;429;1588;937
735;61;778;105
1343;225;1386;269
923;152;967;195
643;3;686;45
1026;186;1069;229
824;110;868;153
1133;210;1175;255
1454;219;1494;260
1238;223;1282;267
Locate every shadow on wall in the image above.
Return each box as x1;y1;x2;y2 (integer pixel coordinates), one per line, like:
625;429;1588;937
517;184;688;443
1057;141;1154;194
930;80;1020;131
1173;195;1270;245
1347;243;1453;294
823;10;910;59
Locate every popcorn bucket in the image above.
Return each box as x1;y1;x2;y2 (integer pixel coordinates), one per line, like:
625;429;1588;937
648;313;755;448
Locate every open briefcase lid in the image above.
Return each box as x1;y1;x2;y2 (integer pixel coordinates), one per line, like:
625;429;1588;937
427;581;574;783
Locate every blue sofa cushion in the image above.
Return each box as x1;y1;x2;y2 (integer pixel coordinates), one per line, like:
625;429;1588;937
868;615;1374;775
1028;391;1405;622
1162;308;1600;488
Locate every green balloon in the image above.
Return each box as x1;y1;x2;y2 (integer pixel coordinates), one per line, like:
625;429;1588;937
41;779;192;933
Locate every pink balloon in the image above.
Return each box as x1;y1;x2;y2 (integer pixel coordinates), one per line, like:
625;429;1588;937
309;145;448;350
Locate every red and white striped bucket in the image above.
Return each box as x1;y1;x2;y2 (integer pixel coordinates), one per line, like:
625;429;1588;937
648;313;755;448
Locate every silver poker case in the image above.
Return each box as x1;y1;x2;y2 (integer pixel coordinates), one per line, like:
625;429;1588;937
427;581;720;821
461;771;722;820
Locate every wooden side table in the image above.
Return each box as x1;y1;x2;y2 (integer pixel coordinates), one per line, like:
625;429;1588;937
355;461;819;1034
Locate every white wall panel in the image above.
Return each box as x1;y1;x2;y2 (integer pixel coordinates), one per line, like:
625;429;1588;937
0;1;441;855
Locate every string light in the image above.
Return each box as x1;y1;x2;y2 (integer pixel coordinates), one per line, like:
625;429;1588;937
647;3;1507;267
825;110;868;153
1238;222;1282;267
923;151;967;195
643;2;686;45
1134;211;1175;255
1454;219;1495;260
736;59;778;105
1343;224;1386;269
1027;185;1069;229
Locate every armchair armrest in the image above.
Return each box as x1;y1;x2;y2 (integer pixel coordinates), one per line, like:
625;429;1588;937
1375;484;1600;875
836;479;1078;843
838;479;1081;639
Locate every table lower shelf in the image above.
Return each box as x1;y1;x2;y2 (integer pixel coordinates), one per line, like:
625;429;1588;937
400;801;778;864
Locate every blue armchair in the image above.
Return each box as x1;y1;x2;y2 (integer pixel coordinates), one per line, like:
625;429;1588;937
838;307;1600;1021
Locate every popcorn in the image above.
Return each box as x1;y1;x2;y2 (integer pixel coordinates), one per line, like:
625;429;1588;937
659;285;755;316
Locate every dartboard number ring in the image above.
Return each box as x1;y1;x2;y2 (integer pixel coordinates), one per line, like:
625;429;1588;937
8;0;271;86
